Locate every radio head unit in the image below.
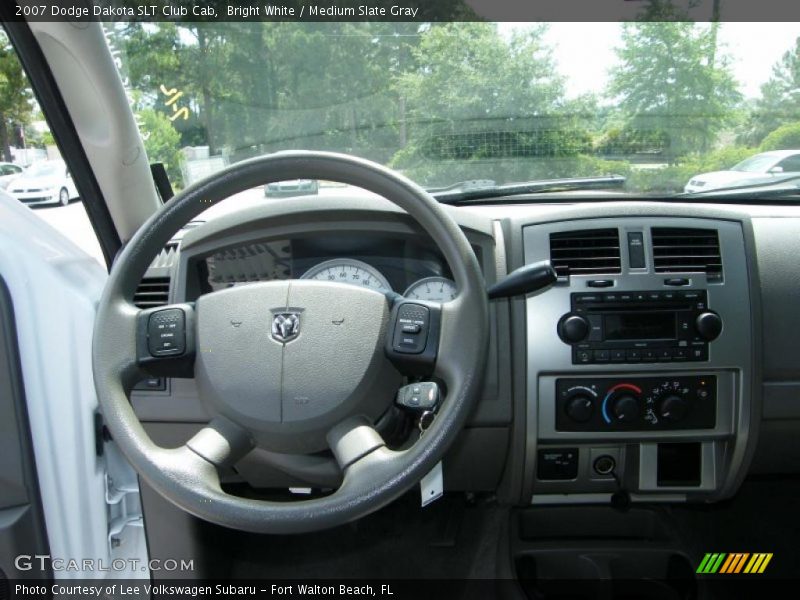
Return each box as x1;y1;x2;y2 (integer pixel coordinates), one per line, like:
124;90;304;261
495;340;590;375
557;290;722;365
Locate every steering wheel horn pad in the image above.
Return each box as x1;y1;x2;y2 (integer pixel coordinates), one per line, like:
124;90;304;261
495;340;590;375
195;279;399;454
92;151;489;533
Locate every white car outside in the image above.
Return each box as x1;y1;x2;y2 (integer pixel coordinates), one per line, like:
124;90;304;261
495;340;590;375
0;162;23;189
6;159;79;206
684;150;800;193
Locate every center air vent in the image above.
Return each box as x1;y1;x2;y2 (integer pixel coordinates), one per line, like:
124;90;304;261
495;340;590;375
651;227;722;281
549;228;621;277
133;277;170;308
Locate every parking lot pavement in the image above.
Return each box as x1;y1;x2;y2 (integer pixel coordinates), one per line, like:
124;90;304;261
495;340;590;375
32;201;106;267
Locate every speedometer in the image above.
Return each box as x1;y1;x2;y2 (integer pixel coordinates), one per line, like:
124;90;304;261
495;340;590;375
404;277;457;302
300;258;392;293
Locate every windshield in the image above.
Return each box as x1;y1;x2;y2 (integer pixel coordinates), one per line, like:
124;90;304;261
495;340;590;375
25;162;62;177
100;22;800;198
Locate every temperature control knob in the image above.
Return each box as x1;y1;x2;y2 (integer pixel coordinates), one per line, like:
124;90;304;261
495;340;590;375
558;314;589;343
610;394;640;423
657;394;689;422
565;394;594;422
695;311;722;341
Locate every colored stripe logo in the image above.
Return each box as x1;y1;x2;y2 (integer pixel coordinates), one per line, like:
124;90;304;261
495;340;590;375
696;553;773;574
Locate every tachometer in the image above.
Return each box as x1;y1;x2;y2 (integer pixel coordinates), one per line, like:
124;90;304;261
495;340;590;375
300;258;392;293
404;277;457;302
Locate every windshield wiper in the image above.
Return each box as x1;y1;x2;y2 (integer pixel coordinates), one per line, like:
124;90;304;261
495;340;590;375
673;176;800;200
429;175;626;204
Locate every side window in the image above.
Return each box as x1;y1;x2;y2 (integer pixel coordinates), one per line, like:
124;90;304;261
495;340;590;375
0;26;104;267
776;155;800;172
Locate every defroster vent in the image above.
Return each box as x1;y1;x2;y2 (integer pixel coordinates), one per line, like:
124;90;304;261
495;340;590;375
549;228;621;277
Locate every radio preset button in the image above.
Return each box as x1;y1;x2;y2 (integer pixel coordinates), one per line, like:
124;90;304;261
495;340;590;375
657;349;672;361
594;350;610;362
610;349;626;362
626;349;642;361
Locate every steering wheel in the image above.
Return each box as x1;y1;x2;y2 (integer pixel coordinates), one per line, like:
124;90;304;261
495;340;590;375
92;151;489;534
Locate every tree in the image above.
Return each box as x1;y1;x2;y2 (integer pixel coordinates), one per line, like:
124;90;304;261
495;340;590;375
608;22;741;162
739;37;800;145
390;23;580;185
0;28;34;162
138;108;183;188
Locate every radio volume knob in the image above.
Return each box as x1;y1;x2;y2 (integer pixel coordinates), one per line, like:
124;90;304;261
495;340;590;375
695;311;722;341
558;314;590;343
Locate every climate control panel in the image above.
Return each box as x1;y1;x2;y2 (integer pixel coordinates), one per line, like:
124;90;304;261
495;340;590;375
555;376;716;432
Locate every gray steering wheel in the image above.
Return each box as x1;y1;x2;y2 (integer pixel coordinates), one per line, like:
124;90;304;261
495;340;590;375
92;151;489;533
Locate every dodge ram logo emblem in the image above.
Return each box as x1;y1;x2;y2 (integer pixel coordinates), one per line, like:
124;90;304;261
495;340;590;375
271;312;300;343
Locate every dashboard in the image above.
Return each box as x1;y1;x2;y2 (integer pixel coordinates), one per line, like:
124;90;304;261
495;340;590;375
131;193;800;507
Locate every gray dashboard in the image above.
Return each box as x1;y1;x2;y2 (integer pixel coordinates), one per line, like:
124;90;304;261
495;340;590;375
131;194;800;504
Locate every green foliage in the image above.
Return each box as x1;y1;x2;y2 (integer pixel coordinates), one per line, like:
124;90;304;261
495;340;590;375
0;28;34;161
739;38;800;146
759;122;800;152
608;22;741;162
389;23;594;184
138;109;184;188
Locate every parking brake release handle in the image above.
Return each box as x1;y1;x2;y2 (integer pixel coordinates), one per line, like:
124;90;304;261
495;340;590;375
487;260;557;299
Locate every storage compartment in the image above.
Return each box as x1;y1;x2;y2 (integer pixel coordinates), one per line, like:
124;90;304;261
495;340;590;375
657;443;702;487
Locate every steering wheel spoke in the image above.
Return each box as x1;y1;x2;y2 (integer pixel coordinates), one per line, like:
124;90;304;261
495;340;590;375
186;417;254;468
135;302;196;378
326;416;385;471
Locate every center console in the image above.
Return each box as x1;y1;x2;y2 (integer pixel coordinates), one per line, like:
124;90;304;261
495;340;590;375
522;216;754;503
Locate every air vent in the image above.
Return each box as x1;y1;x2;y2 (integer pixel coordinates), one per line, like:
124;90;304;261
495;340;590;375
652;227;722;281
133;277;170;308
549;229;621;277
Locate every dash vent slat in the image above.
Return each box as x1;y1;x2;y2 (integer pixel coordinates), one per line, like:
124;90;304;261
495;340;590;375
549;229;621;277
133;277;171;308
651;227;722;281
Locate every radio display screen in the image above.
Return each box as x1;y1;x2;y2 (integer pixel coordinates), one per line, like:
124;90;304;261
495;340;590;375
603;312;676;340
